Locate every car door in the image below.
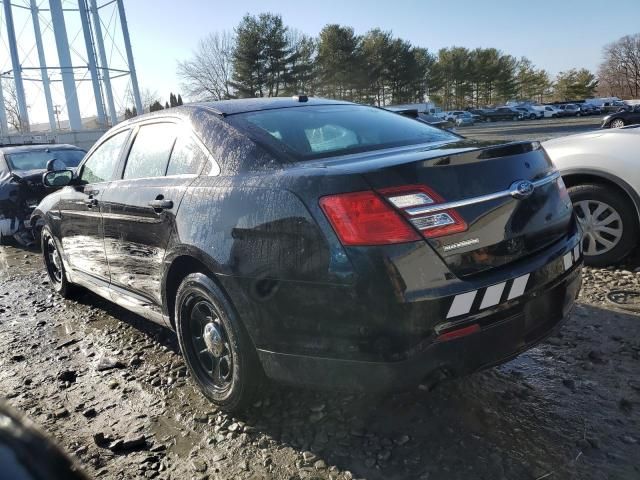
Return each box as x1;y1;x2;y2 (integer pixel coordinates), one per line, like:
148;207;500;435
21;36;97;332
100;120;214;321
58;129;130;285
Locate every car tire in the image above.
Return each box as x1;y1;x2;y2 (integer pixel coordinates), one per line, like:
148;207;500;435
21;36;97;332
568;184;639;267
41;226;76;298
175;272;262;412
611;119;625;128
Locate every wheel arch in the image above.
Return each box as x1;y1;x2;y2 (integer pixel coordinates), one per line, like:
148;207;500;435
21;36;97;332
561;169;640;223
161;247;255;334
162;250;219;330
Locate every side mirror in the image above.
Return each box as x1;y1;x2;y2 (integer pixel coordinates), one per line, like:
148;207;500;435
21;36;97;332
43;169;74;188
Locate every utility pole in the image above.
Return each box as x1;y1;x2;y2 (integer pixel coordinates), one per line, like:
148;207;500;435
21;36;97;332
54;105;62;131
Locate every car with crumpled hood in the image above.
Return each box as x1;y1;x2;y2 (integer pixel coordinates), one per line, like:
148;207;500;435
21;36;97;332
0;144;85;245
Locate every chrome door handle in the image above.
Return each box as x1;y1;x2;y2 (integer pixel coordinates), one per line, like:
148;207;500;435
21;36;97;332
148;199;173;210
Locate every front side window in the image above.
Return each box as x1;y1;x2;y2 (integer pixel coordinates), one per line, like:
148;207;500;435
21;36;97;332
123;123;177;180
228;105;458;161
80;130;129;184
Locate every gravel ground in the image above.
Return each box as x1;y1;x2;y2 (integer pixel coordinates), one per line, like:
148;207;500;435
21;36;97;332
1;243;639;480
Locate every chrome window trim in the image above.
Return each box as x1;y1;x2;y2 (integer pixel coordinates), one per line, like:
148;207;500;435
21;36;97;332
405;171;561;216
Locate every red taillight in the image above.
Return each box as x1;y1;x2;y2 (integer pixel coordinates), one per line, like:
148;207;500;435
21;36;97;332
379;185;468;239
319;191;421;246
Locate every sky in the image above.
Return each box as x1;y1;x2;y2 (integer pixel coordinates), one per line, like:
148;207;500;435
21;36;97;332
1;0;639;126
124;0;640;100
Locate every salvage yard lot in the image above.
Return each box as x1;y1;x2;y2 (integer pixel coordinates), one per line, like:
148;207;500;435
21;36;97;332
0;118;638;480
458;116;604;142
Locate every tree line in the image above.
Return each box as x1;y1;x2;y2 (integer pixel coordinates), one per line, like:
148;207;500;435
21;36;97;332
178;13;606;110
124;92;184;119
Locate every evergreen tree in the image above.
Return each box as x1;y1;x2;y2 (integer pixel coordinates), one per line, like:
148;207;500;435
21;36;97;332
360;29;393;105
177;94;183;105
231;13;289;98
282;32;316;96
316;24;361;100
149;100;164;112
169;93;178;107
165;101;170;109
124;107;133;119
554;68;598;100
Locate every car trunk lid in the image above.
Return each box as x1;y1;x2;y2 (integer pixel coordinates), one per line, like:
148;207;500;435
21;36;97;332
359;141;574;277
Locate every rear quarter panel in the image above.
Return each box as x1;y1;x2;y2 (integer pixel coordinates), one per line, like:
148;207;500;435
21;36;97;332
544;131;640;195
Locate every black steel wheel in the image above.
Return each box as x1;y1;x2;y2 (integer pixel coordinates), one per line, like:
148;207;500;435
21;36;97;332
41;226;75;298
175;273;262;411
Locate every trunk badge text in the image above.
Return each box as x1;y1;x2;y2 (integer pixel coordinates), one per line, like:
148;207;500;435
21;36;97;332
443;238;480;252
510;180;535;199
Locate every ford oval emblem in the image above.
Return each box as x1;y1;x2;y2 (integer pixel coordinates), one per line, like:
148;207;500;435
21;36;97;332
510;180;535;199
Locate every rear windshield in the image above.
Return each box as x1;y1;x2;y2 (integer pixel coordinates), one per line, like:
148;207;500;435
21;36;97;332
227;105;458;161
6;149;85;171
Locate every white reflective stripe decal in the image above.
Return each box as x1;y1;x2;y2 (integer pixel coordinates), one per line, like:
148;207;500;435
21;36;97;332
480;282;507;309
507;273;530;300
573;244;580;262
563;252;573;271
447;291;477;319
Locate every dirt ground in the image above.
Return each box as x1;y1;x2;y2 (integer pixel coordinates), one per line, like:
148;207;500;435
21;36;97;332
1;241;639;480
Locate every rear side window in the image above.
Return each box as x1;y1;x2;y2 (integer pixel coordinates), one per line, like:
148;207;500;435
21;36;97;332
167;134;207;176
80;130;128;184
123;123;177;180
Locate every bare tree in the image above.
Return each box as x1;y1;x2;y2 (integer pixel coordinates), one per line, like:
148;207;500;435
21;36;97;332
123;86;161;116
3;80;27;133
598;34;640;98
177;31;235;101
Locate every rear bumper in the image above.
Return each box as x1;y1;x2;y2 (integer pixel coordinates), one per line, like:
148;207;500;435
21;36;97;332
257;262;582;391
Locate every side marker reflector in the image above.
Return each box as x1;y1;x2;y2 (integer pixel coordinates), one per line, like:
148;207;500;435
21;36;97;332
437;324;480;342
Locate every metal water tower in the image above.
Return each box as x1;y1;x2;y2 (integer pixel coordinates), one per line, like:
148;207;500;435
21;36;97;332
0;0;142;135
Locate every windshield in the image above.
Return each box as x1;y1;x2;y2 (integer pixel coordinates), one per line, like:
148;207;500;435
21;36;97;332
228;104;459;161
6;148;85;171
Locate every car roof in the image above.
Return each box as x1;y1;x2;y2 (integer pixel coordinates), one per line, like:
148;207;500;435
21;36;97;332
0;143;83;154
191;97;353;116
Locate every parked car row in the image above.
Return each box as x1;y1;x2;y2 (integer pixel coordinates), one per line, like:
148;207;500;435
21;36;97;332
440;102;615;124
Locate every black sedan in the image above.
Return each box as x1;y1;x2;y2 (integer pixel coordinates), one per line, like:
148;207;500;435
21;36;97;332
602;104;640;128
34;97;582;411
